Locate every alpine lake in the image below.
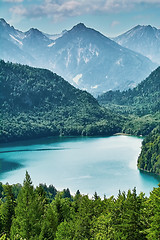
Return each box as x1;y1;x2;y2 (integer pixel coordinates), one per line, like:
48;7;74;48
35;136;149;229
0;135;160;197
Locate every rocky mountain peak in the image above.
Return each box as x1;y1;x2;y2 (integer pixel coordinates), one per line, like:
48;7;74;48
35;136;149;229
71;23;87;32
0;18;8;26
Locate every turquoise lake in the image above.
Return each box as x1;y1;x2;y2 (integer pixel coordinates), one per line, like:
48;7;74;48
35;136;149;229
0;135;160;197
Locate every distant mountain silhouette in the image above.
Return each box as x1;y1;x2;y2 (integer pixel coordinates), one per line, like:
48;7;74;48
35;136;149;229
0;19;157;96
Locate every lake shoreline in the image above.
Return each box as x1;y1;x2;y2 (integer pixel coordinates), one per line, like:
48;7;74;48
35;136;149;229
0;131;143;146
0;135;158;197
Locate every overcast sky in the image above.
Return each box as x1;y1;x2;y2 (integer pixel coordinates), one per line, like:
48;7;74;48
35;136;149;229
0;0;160;37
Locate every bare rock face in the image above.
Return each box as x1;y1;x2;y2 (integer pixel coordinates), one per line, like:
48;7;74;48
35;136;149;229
0;19;157;96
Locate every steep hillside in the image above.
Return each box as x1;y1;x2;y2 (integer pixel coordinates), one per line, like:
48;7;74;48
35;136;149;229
97;65;160;175
138;126;160;174
0;18;35;65
113;25;160;64
48;23;156;95
0;19;156;96
97;66;160;116
0;60;123;143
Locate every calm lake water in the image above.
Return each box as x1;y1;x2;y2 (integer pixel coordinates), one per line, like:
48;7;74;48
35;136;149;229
0;135;160;197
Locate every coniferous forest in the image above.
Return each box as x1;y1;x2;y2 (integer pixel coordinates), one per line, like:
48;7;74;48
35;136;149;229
0;60;124;143
0;171;160;240
97;67;160;175
138;126;160;174
0;60;160;239
0;60;160;174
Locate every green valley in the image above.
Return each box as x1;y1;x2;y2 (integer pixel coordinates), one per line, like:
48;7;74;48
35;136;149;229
0;60;160;176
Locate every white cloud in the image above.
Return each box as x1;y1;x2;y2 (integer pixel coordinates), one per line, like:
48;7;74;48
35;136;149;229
9;5;26;15
111;21;120;27
8;0;160;21
3;0;23;2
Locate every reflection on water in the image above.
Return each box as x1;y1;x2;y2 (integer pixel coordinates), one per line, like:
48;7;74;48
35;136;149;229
0;158;22;174
0;136;159;197
139;169;160;184
0;147;67;154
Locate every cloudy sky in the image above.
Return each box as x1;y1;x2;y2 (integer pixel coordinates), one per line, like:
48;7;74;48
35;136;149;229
0;0;160;37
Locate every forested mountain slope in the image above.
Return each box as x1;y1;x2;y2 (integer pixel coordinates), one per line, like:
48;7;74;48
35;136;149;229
98;66;160;174
0;60;123;143
138;126;160;174
97;66;160;116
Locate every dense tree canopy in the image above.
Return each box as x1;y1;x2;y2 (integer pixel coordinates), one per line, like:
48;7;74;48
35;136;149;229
0;172;160;239
0;60;159;190
0;59;160;238
97;66;160;175
97;66;160;116
0;60;124;143
138;126;160;174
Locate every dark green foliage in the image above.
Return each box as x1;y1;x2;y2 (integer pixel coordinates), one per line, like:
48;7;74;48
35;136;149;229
97;66;160;136
11;184;22;199
52;193;74;224
10;171;47;240
38;183;57;202
39;204;58;240
0;182;3;198
0;173;160;239
138;126;160;174
0;60;123;143
122;112;160;136
97;66;160;175
97;66;160;116
0;185;15;237
61;188;72;199
147;184;160;239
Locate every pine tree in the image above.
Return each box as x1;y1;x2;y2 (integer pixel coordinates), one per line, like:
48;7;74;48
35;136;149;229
10;171;45;240
1;185;15;237
147;184;160;239
39;205;58;240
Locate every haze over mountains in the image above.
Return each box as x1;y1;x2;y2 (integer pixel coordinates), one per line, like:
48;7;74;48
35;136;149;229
0;18;157;96
98;66;160;116
114;25;160;65
0;60;123;142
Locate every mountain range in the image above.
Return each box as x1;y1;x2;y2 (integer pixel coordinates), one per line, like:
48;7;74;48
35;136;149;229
113;25;160;65
0;18;157;96
0;60;123;142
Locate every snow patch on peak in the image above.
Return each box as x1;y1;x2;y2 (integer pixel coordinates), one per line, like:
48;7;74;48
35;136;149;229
84;57;89;64
9;34;23;46
48;42;56;47
91;85;99;89
146;54;153;61
16;32;25;40
89;43;99;56
77;48;83;65
116;58;123;66
82;88;88;91
65;49;71;68
73;74;82;85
